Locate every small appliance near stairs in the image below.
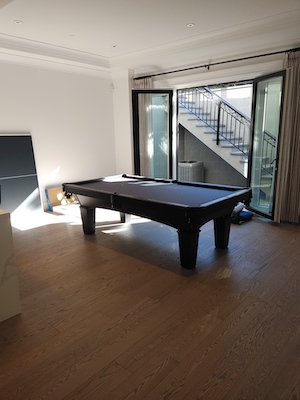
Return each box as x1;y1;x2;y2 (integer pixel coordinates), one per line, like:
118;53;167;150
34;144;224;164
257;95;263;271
178;161;204;181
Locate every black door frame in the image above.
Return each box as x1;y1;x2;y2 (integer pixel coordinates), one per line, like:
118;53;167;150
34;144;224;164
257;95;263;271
247;70;286;219
132;89;173;178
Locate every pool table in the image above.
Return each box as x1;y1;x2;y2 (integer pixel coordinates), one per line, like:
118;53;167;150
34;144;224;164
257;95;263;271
63;174;252;269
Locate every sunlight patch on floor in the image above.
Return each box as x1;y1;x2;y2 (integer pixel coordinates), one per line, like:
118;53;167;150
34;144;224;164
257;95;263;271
11;209;76;231
11;204;149;232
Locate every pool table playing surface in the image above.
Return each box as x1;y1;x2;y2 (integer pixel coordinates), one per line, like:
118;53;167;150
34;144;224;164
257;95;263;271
63;174;252;268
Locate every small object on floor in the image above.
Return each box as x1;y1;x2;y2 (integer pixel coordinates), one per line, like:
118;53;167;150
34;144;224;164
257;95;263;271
231;203;253;224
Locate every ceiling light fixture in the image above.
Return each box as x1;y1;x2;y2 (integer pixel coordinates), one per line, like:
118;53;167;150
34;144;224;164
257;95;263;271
186;23;195;28
13;20;23;24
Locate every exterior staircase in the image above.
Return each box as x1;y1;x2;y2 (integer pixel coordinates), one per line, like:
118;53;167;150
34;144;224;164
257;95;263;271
178;86;251;177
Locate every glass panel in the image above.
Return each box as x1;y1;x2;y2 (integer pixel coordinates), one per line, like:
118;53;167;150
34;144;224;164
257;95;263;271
250;75;283;216
138;93;170;178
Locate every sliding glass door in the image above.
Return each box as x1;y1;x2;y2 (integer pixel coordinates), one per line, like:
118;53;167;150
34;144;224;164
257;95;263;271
132;90;173;179
248;71;285;218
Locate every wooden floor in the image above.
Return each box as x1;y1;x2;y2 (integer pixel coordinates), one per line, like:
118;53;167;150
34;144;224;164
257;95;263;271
1;210;300;399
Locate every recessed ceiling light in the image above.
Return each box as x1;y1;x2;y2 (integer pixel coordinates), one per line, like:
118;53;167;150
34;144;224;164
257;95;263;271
112;45;118;48
186;23;195;28
13;20;23;24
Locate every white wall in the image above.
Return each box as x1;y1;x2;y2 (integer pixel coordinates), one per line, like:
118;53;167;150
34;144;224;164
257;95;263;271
111;69;134;174
0;62;116;209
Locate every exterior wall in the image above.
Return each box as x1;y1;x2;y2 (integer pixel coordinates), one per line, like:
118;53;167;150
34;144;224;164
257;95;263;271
212;85;253;118
179;125;247;187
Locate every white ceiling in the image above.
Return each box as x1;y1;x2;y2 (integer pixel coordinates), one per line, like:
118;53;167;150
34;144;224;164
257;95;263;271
0;0;300;76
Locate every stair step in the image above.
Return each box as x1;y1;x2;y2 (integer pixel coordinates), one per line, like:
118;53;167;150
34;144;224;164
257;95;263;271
212;133;239;140
195;121;207;127
204;126;227;133
179;100;195;105
231;149;249;156
188;113;211;119
182;109;210;117
239;156;249;163
221;141;247;148
188;115;201;120
212;136;228;142
180;108;195;114
204;127;216;133
219;130;234;135
185;106;202;111
180;108;210;118
218;138;243;144
212;135;236;141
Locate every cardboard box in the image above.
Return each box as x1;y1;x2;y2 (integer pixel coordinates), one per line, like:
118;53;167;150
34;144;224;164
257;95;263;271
45;186;78;211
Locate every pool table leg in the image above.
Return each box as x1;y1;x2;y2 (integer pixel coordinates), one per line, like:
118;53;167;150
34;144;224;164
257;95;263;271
177;229;200;269
80;206;95;234
120;212;131;223
214;214;232;248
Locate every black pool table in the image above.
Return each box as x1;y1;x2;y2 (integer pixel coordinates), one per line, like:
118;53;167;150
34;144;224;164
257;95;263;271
63;174;252;269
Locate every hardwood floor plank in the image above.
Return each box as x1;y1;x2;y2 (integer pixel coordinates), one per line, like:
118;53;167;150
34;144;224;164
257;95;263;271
265;345;300;400
62;360;131;400
0;213;300;399
142;295;264;400
162;312;222;362
0;311;111;385
179;272;300;399
115;284;220;373
103;352;178;400
226;295;300;399
0;296;158;400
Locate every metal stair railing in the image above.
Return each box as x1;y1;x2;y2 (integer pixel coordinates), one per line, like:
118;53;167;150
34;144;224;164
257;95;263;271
178;86;251;159
261;129;277;177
